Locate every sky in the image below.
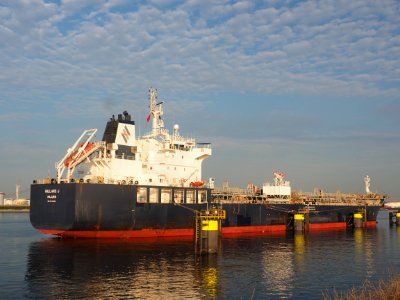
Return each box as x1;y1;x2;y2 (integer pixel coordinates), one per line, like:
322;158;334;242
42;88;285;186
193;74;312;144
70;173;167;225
0;0;399;199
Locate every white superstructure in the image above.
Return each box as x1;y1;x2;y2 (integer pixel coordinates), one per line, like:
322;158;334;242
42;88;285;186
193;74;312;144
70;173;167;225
55;88;212;187
262;172;291;199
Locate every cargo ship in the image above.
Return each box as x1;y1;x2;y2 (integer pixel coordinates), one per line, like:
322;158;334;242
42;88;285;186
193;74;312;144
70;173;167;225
30;88;385;238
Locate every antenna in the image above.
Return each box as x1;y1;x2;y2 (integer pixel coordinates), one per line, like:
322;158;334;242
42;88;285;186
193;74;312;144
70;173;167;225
273;171;285;186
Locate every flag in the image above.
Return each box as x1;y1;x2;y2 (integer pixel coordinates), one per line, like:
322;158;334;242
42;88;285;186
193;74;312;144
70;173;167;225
147;114;151;122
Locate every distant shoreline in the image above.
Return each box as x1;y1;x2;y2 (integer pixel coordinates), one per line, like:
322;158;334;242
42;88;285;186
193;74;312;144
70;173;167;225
0;206;30;213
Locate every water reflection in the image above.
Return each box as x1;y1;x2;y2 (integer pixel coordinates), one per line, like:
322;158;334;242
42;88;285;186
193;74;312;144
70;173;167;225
363;230;376;278
354;228;376;278
354;228;364;255
293;233;306;272
25;238;211;299
396;226;400;241
24;223;391;300
259;233;294;298
197;255;219;298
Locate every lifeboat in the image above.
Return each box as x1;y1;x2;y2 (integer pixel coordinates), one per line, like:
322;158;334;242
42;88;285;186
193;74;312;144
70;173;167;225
190;181;204;187
64;142;95;167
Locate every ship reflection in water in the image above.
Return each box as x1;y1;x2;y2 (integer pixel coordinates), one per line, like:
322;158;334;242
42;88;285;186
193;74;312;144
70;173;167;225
25;238;208;299
24;226;394;299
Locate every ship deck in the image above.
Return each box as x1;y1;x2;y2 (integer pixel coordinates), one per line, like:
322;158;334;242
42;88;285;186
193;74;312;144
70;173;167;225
212;188;384;207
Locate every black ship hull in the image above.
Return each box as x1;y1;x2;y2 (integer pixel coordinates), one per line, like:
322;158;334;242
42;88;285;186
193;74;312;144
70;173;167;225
30;183;381;238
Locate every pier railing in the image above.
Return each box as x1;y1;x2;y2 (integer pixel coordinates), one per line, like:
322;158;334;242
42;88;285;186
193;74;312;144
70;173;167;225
213;186;246;194
212;187;383;206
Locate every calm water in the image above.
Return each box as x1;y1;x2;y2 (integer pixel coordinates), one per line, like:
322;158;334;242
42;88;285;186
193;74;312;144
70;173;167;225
1;211;400;299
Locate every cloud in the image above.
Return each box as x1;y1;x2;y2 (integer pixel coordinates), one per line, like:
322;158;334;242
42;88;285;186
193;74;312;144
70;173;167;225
283;40;311;55
0;0;399;198
60;0;104;18
0;0;399;99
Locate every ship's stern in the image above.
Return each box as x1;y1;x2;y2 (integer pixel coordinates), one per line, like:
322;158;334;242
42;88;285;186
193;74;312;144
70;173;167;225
30;183;76;235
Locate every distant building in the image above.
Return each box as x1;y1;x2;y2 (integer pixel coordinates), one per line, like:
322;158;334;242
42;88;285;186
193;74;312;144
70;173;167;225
385;202;400;209
3;198;30;206
0;185;30;206
0;192;5;205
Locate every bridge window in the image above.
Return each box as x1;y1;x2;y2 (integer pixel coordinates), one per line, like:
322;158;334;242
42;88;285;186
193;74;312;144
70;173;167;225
161;188;172;203
174;189;184;203
137;187;147;203
186;190;195;204
149;188;158;203
198;190;208;203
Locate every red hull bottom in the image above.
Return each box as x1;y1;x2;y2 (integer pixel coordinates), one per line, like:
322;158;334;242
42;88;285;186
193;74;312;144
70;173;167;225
37;221;377;239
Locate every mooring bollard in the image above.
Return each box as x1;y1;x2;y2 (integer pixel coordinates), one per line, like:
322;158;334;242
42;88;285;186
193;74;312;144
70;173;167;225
195;208;226;255
396;212;400;226
353;212;364;228
294;213;305;232
201;219;219;253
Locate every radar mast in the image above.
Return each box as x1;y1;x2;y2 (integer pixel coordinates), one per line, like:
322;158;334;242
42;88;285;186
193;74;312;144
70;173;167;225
364;175;371;194
148;87;164;136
